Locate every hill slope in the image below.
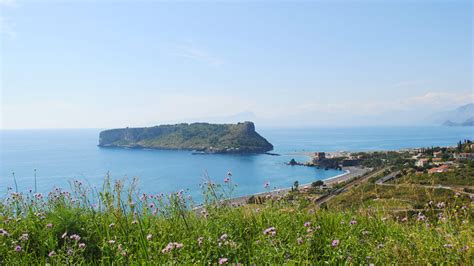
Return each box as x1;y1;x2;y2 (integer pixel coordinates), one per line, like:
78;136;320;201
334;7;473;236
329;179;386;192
98;122;273;153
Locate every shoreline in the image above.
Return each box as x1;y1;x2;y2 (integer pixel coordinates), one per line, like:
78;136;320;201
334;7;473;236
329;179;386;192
201;165;371;208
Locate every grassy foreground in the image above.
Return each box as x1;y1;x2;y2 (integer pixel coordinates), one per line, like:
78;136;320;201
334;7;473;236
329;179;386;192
0;175;472;264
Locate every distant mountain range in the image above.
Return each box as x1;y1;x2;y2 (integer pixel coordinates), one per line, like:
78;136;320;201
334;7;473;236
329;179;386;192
442;117;474;127
430;103;474;127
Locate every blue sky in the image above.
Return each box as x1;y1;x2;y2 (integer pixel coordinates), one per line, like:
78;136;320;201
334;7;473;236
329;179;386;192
1;0;472;129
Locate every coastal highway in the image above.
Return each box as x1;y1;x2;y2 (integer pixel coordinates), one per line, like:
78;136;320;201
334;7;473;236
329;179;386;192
316;167;388;206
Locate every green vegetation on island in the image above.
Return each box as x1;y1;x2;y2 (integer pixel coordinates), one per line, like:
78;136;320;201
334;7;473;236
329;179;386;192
98;122;273;154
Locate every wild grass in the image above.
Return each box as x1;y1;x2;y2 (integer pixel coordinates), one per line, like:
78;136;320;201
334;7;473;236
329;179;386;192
0;174;472;264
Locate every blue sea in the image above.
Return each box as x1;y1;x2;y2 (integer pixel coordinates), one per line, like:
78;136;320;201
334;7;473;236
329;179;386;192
0;126;472;200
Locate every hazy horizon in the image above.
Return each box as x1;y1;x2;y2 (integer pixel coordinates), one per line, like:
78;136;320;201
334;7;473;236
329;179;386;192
1;0;472;129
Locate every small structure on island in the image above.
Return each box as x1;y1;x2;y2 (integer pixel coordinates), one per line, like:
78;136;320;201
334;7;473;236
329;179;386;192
312;152;326;164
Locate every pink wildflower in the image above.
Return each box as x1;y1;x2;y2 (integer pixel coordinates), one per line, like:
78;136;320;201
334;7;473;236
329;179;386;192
219;258;229;265
19;233;29;241
350;220;357;225
70;234;81;242
304;221;311;227
48;251;56;257
15;245;22;252
263;227;276;236
0;229;9;237
46;223;53;229
161;242;184;253
297;237;303;245
219;234;228;241
332;239;340;247
78;243;86;249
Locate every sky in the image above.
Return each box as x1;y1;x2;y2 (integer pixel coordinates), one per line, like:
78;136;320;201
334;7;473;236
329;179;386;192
1;0;472;129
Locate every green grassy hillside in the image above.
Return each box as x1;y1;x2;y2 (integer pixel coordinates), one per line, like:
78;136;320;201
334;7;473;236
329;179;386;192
0;174;471;264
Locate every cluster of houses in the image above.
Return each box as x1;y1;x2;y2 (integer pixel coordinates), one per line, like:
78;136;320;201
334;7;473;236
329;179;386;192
412;142;474;174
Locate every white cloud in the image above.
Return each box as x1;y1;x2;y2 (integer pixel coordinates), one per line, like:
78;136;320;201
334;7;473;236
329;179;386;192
172;45;223;66
0;0;16;7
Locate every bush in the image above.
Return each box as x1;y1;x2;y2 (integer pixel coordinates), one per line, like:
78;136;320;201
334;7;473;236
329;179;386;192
312;180;324;187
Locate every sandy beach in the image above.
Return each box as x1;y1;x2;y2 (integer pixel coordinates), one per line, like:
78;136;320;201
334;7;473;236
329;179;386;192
200;165;372;208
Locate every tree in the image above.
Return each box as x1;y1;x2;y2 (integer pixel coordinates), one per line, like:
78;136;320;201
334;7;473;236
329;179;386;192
312;180;324;187
293;181;299;191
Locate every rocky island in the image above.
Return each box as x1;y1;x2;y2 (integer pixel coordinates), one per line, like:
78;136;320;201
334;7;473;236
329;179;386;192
98;122;273;154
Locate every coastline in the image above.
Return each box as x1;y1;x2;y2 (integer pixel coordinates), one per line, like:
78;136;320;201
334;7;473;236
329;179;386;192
200;165;371;209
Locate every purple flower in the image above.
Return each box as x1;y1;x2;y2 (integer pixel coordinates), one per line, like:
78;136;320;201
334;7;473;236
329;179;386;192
219;234;228;241
417;212;426;221
297;237;303;245
263;227;276;236
219;258;229;265
331;239;340;247
161;242;184;254
48;251;56;257
78;243;86;249
70;234;81;242
264;182;270;189
304;221;311;227
350;220;357;225
14;245;22;252
46;223;53;229
19;233;29;241
0;229;10;237
224;177;231;183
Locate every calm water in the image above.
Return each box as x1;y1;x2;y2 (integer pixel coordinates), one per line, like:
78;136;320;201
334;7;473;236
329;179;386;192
1;126;472;200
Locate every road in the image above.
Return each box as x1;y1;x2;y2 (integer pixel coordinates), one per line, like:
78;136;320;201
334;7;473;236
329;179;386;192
316;167;388;205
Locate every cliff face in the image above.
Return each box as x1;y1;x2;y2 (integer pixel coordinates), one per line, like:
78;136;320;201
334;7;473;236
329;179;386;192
98;122;273;154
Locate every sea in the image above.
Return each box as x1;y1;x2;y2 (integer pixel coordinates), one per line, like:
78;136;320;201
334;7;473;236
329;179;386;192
1;126;472;201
